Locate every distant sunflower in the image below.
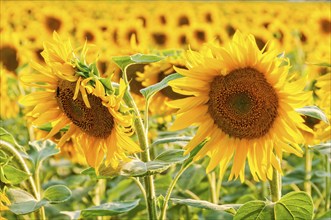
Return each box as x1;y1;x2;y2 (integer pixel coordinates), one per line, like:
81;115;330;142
20;32;140;171
169;31;311;182
305;72;331;144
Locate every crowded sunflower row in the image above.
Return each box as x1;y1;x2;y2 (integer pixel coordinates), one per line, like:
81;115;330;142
0;1;330;220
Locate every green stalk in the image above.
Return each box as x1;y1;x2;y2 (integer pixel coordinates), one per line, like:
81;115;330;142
207;172;218;204
160;161;193;220
215;170;223;203
34;162;46;220
269;167;282;202
325;154;330;212
304;145;312;196
0;140;44;219
123;90;157;220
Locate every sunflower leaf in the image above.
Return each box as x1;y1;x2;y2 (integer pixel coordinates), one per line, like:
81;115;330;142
150;136;192;148
296;106;329;124
112;53;164;71
28;140;60;168
171;198;240;215
140;73;183;101
310;141;331;155
0;127;24;152
7;189;48;215
234;192;314;220
80;200;140;217
0;164;31;184
275;192;313;220
43;185;72;204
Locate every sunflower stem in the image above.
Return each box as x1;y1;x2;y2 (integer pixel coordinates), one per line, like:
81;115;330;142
160;161;193;220
207;172;218;204
34;162;46;220
304;145;312;196
216;169;223;202
123;90;157;220
0;140;43;220
269;167;282;202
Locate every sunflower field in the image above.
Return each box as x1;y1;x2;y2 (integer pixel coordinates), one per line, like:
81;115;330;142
0;1;330;220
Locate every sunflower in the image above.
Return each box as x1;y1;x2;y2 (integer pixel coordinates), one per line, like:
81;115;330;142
19;32;140;171
0;66;20;119
0;32;23;73
168;31;311;182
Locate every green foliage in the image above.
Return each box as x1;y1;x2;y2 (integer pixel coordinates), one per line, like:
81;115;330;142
0;127;24;151
43;185;72;204
0;164;30;184
28;140;60;168
296;106;329;124
81;200;140;217
112;53;164;71
171;198;239;215
311;141;331;155
234;192;314;220
82;149;189;179
7;189;48;215
140;73;183;101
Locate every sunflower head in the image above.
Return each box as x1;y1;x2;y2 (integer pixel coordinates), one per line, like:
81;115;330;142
20;33;141;172
169;31;311;182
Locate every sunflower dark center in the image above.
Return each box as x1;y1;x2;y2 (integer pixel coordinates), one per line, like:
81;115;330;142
152;33;166;46
84;31;95;42
46;16;61;32
303;115;321;129
56;80;114;138
208;67;279;139
0;46;19;72
320;19;331;34
157;65;188;100
125;64;146;95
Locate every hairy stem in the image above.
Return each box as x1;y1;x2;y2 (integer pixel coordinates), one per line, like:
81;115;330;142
160;162;193;220
304;145;312;196
269;167;282;202
123;90;157;220
207;172;218;204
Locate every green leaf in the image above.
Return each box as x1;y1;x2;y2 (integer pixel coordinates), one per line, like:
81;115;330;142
130;53;164;63
7;189;47;215
0;127;24;151
120;159;147;177
154;149;189;164
234;200;273;220
140;73;183;101
171;198;240;215
182;139;207;167
275;192;313;220
296;106;329;124
112;53;164;71
80;200;140;217
234;192;314;220
43;185;72;204
28;140;60;168
151;136;192;148
1;164;30;184
310;141;331;155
